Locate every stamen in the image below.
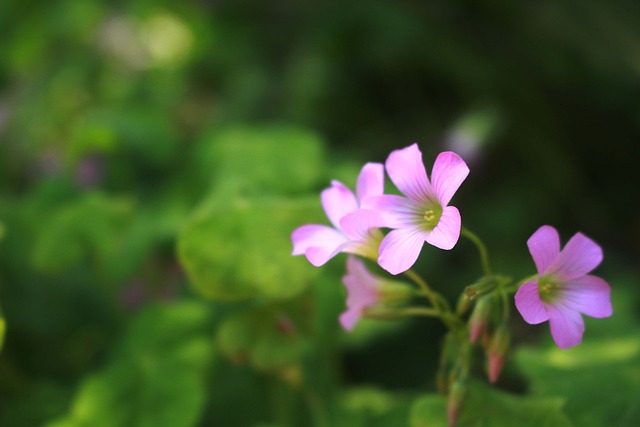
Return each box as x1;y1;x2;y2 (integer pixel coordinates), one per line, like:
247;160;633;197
424;209;435;222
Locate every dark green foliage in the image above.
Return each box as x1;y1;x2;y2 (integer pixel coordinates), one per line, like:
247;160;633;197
0;0;639;426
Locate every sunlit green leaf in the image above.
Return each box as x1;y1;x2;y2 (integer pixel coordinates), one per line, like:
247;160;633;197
330;387;410;427
48;301;214;427
0;314;5;353
50;359;205;427
31;192;133;277
178;193;322;301
516;336;640;427
197;125;326;194
410;382;572;427
217;307;308;372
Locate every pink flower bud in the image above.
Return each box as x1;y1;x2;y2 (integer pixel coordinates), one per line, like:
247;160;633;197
447;381;466;427
468;295;493;344
486;324;510;384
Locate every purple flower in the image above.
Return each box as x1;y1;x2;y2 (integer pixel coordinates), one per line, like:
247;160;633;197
339;256;383;331
515;225;613;349
365;144;469;275
291;163;385;266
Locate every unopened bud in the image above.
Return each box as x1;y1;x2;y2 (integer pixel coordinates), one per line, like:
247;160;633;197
468;295;493;344
487;324;510;384
464;277;497;300
447;381;466;427
378;280;415;303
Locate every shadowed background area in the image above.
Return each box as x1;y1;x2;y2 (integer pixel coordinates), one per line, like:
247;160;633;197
0;0;639;426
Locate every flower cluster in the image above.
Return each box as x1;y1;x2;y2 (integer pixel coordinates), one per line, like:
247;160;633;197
293;143;469;275
291;142;612;425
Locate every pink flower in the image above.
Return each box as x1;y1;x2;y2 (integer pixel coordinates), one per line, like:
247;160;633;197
339;256;383;330
365;144;469;275
291;163;385;266
515;225;613;349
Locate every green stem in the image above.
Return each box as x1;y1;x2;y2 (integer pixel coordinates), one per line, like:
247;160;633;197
404;269;451;312
505;274;538;293
461;227;492;276
302;386;328;427
363;306;440;320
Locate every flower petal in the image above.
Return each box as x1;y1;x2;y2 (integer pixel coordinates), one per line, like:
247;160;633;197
385;143;431;202
514;281;549;324
340;209;386;241
425;206;461;250
527;225;561;275
378;228;427;275
551;232;603;280
561;275;612;318
343;256;379;307
321;181;358;230
339;308;361;331
547;305;585;349
364;195;421;228
291;224;348;266
356;162;385;203
430;151;469;206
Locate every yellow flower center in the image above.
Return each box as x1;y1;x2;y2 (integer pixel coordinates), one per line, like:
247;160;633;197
423;209;436;223
422;204;442;230
538;276;561;303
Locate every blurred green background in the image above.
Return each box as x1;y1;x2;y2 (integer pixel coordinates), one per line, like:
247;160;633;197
0;0;639;426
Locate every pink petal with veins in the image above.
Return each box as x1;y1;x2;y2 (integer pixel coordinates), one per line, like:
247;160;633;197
356;162;385;203
527;225;561;275
385;144;431;202
378;228;427;275
561;275;612;318
547;304;585;349
550;232;603;281
321;181;358;230
514;281;549;324
430;151;469;206
425;205;461;250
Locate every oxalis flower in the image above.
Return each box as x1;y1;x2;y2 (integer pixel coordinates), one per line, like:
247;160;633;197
365;144;469;275
339;256;413;331
291;163;386;266
515;225;613;349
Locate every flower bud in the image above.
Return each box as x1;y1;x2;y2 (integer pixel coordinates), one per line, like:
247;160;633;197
378;280;415;304
447;380;466;427
464;277;497;300
468;295;493;344
486;324;510;384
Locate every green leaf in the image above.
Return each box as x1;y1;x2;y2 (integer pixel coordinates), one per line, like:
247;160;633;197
178;193;323;301
515;336;640;427
115;301;214;371
329;387;410;427
514;286;640;427
50;359;205;427
410;382;572;427
31;192;134;278
197;125;326;194
216;308;308;372
0;313;5;354
70;108;178;167
48;301;214;427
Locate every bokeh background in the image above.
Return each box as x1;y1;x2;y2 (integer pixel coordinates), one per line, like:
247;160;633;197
1;0;639;426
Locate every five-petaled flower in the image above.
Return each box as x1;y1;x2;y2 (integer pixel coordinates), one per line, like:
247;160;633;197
365;144;469;275
515;225;612;349
339;256;413;331
339;256;384;331
291;163;385;266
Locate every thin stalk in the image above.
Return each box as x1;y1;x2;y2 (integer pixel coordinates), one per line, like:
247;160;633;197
505;274;538;293
363;306;440;320
461;227;492;276
404;269;451;312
